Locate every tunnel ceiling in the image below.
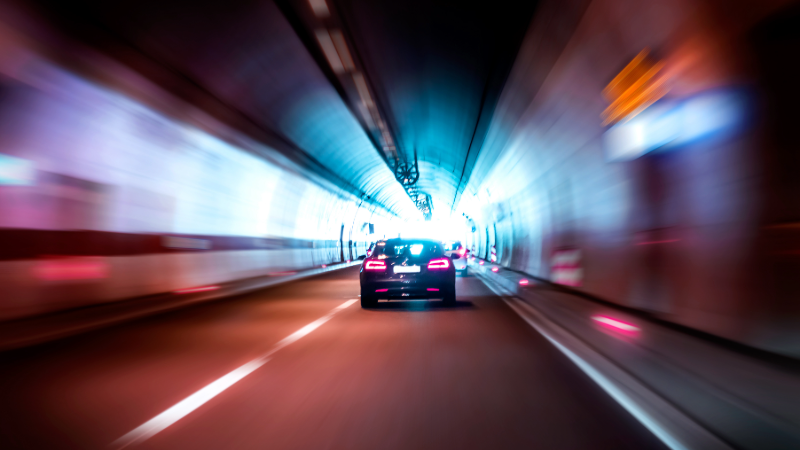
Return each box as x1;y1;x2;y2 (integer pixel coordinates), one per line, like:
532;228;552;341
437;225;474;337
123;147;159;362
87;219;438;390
19;0;538;220
333;0;539;215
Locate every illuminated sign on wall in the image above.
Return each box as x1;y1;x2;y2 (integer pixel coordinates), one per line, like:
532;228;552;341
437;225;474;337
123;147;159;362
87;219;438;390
603;89;748;161
601;48;669;126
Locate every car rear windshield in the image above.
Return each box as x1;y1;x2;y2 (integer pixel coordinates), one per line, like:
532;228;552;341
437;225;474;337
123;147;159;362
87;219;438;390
443;241;462;251
375;241;444;258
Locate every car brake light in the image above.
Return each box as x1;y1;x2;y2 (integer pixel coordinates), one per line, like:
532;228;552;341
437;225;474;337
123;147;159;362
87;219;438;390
365;260;386;271
427;258;450;270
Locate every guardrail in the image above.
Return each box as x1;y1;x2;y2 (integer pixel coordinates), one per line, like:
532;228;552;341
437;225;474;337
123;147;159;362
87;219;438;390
0;260;363;351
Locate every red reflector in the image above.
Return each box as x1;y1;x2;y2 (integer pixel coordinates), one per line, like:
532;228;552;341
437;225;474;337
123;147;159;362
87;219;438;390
365;260;387;270
427;258;450;270
427;288;439;291
375;288;388;292
592;315;640;333
35;256;108;281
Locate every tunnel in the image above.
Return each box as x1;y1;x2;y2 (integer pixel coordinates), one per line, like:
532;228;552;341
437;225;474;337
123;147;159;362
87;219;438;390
1;0;800;448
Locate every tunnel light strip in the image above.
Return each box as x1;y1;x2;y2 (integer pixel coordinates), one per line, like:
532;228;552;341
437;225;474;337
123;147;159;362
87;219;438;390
112;299;357;449
173;285;220;294
315;29;344;74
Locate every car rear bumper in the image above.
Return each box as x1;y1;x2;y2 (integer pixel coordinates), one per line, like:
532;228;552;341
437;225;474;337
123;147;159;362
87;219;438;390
361;281;453;299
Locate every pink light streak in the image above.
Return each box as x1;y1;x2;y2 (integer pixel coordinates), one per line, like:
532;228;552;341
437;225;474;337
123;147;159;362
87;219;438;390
591;315;640;333
174;285;220;294
637;239;680;245
491;267;499;272
427;288;439;291
519;279;529;285
375;288;388;292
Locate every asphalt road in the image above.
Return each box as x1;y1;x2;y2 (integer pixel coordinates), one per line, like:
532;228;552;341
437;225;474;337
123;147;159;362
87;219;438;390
0;267;666;449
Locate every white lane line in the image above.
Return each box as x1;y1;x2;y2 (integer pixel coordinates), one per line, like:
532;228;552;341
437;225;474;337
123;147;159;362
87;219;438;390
112;299;358;449
113;358;269;449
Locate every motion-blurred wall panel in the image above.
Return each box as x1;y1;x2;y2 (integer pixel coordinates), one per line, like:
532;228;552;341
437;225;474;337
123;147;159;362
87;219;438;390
461;0;800;355
0;53;390;320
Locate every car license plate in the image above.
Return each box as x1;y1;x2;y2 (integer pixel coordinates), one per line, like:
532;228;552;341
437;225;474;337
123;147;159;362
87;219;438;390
394;265;420;274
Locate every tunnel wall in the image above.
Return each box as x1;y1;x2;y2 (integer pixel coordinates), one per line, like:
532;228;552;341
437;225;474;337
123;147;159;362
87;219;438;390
0;52;391;321
462;0;800;355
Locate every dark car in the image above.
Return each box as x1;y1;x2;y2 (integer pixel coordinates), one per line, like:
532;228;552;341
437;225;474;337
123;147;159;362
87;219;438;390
359;238;460;307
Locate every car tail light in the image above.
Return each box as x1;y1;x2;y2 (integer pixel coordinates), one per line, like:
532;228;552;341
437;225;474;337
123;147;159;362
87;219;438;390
427;258;450;270
457;247;466;256
365;260;386;271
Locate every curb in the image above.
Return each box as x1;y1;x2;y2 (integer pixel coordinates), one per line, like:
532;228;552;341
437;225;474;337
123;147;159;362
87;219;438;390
470;259;732;450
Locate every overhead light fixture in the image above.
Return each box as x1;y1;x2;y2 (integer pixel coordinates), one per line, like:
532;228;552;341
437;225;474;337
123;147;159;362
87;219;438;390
330;30;355;71
352;72;374;108
308;0;330;18
315;29;344;74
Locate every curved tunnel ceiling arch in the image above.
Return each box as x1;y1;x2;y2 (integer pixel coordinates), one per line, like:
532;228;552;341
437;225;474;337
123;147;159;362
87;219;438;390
334;0;540;216
26;0;539;221
27;0;419;218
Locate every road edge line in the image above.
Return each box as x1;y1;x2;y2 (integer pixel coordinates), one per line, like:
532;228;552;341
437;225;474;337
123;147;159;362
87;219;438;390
474;270;731;450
